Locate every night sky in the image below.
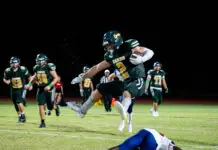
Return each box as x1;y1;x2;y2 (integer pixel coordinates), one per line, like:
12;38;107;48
0;17;215;99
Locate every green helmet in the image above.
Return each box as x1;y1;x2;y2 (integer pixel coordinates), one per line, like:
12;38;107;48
36;53;48;66
10;56;20;68
102;30;123;53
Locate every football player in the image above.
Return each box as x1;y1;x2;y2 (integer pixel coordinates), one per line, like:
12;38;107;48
108;128;182;150
79;66;94;104
53;76;63;116
145;61;168;117
26;54;59;128
70;30;154;131
3;56;32;122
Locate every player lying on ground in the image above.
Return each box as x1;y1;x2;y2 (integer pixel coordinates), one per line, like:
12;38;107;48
3;56;32;123
69;30;154;131
108;128;182;150
145;61;168;117
108;69;135;132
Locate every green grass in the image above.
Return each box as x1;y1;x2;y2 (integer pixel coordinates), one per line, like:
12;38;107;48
0;101;218;150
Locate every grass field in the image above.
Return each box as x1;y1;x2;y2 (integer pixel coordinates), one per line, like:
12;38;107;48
0;101;218;150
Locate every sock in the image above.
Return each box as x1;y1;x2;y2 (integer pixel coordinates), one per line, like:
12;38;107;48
128;113;132;125
81;95;94;114
41;120;45;124
122;97;131;112
21;112;25;115
114;101;126;120
18;114;21;117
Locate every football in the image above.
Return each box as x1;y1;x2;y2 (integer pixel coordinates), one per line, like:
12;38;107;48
130;51;144;58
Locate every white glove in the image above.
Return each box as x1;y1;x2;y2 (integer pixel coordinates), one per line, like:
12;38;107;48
129;54;143;65
71;73;84;84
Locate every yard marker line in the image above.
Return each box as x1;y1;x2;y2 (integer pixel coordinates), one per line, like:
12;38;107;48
0;129;122;141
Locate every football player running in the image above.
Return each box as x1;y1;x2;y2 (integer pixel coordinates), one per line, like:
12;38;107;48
69;30;154;131
145;61;168;117
26;54;59;128
3;56;32;123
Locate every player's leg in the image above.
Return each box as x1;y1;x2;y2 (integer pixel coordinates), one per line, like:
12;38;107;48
54;93;58;108
37;88;46;128
16;90;26;122
116;78;145;131
154;90;163;116
127;98;134;132
150;88;159;117
68;80;124;118
103;95;109;112
11;92;20;122
53;92;60;116
107;95;112;112
109;129;154;150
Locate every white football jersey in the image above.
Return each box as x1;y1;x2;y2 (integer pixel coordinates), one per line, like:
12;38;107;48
144;128;175;150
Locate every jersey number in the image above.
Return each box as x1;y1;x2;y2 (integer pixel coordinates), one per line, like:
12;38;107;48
83;79;91;88
12;78;22;88
115;62;129;79
37;73;48;84
154;76;161;85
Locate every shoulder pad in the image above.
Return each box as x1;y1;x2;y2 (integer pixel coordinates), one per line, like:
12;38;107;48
125;39;140;48
147;69;153;74
48;63;56;71
33;65;38;71
5;68;10;72
160;70;165;73
20;66;26;70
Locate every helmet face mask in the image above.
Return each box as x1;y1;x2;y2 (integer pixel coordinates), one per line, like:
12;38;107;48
10;57;20;69
102;30;123;56
36;54;47;67
103;42;116;55
153;62;162;71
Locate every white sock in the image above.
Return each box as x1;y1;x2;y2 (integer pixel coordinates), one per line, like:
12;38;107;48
21;112;25;114
122;97;131;112
128;113;132;125
81;95;94;114
114;101;126;120
18;114;21;117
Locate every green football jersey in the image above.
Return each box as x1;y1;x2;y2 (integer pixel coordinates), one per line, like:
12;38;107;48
3;66;31;89
33;63;56;87
104;39;145;81
147;69;165;88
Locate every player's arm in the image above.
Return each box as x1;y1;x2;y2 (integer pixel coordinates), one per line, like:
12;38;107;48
83;60;111;79
71;60;111;84
44;63;59;91
108;146;119;150
145;75;151;90
108;73;116;81
162;73;168;93
79;82;84;97
130;46;154;65
3;68;11;85
90;80;94;92
49;70;59;88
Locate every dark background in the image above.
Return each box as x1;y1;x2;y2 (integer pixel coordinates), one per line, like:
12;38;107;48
0;18;215;99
